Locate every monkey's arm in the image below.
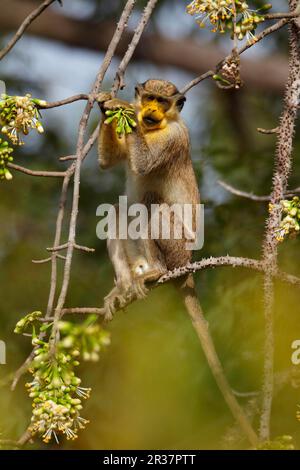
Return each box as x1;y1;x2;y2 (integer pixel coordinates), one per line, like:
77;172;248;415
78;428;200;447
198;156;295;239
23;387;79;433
126;122;189;175
97;96;131;169
98;120;128;169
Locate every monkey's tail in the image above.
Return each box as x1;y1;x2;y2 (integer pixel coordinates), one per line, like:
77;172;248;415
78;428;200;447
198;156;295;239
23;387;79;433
178;274;258;447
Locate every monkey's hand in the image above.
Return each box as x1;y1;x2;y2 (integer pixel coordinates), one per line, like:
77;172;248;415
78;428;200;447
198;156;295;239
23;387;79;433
96;92;113;112
103;101;137;136
97;91;112;102
102;98;134;112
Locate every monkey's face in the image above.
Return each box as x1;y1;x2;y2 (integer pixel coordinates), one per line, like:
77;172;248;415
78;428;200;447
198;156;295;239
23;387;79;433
139;93;171;130
135;80;186;132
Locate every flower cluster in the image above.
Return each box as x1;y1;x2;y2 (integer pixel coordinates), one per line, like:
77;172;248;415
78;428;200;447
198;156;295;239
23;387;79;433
58;316;111;362
27;344;90;444
15;313;110;444
0;93;46;145
0;138;14;181
14;310;42;334
273;197;300;242
104;107;137;136
186;0;271;43
214;53;242;89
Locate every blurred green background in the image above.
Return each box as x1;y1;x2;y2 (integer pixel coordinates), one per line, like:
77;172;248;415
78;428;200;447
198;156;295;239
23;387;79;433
0;0;300;450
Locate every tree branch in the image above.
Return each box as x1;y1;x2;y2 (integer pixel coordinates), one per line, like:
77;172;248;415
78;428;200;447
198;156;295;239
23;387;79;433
219;180;300;202
7;162;66;178
237;18;290;56
59;256;300;322
183;15;294;94
180;71;214;96
111;0;159;94
40;93;89;109
219;180;271;201
263;9;300;20
10;0;137;401
49;0;137;355
259;0;300;441
0;0;57;61
257;127;279;134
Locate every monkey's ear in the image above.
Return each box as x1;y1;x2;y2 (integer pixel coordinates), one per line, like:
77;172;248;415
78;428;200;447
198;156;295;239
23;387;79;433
176;95;186;112
135;84;143;98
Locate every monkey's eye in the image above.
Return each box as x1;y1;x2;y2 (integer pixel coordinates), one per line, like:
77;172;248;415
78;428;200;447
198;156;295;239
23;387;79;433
146;95;155;102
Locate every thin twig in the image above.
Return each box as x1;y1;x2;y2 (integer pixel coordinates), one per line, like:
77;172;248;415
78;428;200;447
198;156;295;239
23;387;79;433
219;180;300;202
0;0;57;61
219;180;270;201
74;243;95;253
257;127;279;135
232;390;259;398
40;94;89;109
263;8;300;20
61;307;105;316
7;163;66;178
47;241;94;253
46;175;71;318
238;18;290;56
180;71;214;95
46;242;68;252
111;0;159;94
32;254;66;264
11;175;71;391
59;155;76;161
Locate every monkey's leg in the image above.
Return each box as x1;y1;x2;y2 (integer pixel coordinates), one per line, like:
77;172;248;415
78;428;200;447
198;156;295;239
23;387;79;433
104;238;164;320
104;205;167;320
104;236;133;320
126;226;168;299
104;223;155;317
153;204;194;271
104;202;137;320
117;201;167;299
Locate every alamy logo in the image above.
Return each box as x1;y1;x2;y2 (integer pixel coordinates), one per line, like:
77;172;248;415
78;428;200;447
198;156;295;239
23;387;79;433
96;196;204;250
291;339;300;365
0;340;6;365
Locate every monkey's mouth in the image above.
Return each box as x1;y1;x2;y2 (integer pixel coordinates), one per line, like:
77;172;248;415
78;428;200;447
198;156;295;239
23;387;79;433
143;116;161;127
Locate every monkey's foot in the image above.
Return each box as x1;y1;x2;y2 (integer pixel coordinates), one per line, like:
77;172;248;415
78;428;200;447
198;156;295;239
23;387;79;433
103;287;128;321
132;279;149;300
